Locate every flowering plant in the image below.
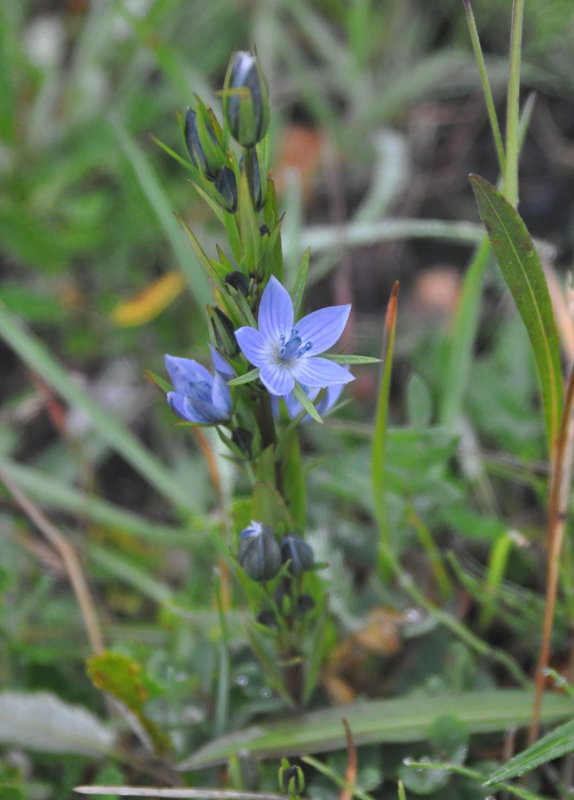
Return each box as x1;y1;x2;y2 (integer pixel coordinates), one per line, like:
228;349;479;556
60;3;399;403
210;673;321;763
157;50;377;707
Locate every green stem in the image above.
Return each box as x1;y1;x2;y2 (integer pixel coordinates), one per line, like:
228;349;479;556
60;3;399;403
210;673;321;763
463;0;506;176
504;0;525;206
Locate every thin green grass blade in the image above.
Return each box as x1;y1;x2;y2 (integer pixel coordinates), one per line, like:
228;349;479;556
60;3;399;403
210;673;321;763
179;689;573;768
372;281;399;575
484;716;574;786
0;303;196;513
1;458;193;546
110;116;211;308
470;175;563;454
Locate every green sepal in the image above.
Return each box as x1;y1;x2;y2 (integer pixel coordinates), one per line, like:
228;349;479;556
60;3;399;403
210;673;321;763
145;369;172;394
323;354;380;365
227;367;260;387
292;382;323;423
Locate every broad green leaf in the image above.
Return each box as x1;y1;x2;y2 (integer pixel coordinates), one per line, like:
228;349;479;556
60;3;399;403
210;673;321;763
484;716;574;786
283;431;306;531
470;175;563;454
372;281;399;574
180;689;573;769
251;482;294;531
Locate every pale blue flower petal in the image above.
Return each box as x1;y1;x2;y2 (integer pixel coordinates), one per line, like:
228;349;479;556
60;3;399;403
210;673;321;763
168;391;212;424
316;381;345;415
209;344;234;377
296;304;351;356
260;363;296;396
211;371;232;415
188;396;230;423
258;276;293;343
165;355;213;395
291;356;355;387
235;326;269;367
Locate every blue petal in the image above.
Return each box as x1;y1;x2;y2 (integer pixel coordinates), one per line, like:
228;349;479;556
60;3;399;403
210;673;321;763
259;364;295;396
235;326;269;367
209;345;234;377
296;304;351;356
188;396;230;423
258;276;293;344
290;356;354;387
167;392;214;424
316;381;345;415
165;355;213;395
211;371;232;415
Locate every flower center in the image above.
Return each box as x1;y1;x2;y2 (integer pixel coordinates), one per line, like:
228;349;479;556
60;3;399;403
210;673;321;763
279;329;312;363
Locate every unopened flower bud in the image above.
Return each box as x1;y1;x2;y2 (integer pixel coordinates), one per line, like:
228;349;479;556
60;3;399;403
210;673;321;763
256;609;277;628
223;51;270;147
232;427;253;458
296;593;315;616
225;271;250;296
238;522;281;582
208;306;239;357
279;762;305;796
240;149;266;210
214;166;238;212
280;536;314;577
184;105;226;180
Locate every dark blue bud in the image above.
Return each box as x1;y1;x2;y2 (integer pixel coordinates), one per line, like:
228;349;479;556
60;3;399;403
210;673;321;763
215;166;238;212
184;105;225;180
238;522;281;582
223;51;270;148
296;593;315;616
279;763;305;795
232;427;253;459
256;609;278;628
225;270;250;296
280;536;314;577
240;149;266;210
208;305;239;357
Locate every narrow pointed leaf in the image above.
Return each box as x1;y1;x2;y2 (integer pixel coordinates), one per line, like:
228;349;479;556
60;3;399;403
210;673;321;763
484;716;574;786
470;175;562;453
293;382;323;423
179;689;573;769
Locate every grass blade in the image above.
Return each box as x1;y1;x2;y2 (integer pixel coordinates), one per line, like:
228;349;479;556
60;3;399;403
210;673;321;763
0;303;195;513
180;689;573;768
484;716;574;786
470;174;563;454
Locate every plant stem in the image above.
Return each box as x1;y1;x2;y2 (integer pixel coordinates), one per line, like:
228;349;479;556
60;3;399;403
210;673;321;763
504;0;525;206
529;366;574;743
463;0;506;176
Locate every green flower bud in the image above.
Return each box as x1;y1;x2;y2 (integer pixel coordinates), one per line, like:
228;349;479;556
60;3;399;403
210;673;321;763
184;104;226;180
279;762;305;795
238;522;281;582
223;51;270;147
280;536;314;577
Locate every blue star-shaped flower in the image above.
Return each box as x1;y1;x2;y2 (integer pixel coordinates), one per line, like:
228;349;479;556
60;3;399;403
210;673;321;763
234;276;354;397
165;346;232;424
